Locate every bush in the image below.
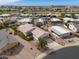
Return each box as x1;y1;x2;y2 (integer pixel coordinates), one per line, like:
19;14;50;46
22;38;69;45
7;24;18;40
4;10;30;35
37;39;47;49
17;31;26;39
10;25;17;32
17;31;33;41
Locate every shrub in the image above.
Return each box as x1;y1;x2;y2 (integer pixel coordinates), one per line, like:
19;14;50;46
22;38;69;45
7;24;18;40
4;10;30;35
17;31;26;39
37;39;47;49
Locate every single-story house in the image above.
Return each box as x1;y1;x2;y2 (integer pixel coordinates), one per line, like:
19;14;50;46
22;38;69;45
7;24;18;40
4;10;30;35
50;18;63;25
71;19;79;24
48;26;72;38
6;17;18;24
63;18;79;24
20;14;32;17
17;24;35;36
74;14;79;19
17;17;33;24
32;27;49;40
65;22;79;32
0;14;13;22
64;14;72;17
63;17;74;23
34;18;48;26
0;14;11;17
0;30;18;53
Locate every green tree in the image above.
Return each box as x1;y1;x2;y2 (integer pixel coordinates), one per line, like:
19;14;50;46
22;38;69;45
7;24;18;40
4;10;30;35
37;39;47;49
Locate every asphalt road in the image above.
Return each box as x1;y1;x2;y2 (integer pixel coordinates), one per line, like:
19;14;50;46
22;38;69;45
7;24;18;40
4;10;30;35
43;45;79;59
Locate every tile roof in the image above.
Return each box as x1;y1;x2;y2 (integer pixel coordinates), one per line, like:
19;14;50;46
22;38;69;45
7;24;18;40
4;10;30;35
18;18;32;23
17;24;35;33
32;27;49;39
50;18;61;22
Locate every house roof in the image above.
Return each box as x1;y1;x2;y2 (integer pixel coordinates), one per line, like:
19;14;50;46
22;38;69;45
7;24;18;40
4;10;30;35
17;24;35;33
0;30;17;49
38;18;44;22
20;14;31;16
74;14;79;16
63;17;74;23
32;27;49;39
72;19;79;21
50;18;62;22
0;14;11;17
65;14;72;16
6;17;18;23
63;17;74;21
18;18;32;23
63;17;79;24
35;18;47;22
49;26;72;35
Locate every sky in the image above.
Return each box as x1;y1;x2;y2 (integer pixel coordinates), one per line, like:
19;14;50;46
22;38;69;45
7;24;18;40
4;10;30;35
0;0;79;6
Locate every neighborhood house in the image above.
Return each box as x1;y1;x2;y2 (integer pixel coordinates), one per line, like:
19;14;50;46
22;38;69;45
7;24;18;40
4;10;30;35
74;14;79;19
34;18;48;26
17;24;35;36
17;17;33;24
66;23;79;32
50;18;62;25
32;27;49;40
63;17;73;23
71;19;79;24
48;26;73;38
0;30;18;53
64;14;72;17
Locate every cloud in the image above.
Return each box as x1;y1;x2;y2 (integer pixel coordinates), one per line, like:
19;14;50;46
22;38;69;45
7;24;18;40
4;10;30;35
0;0;20;5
